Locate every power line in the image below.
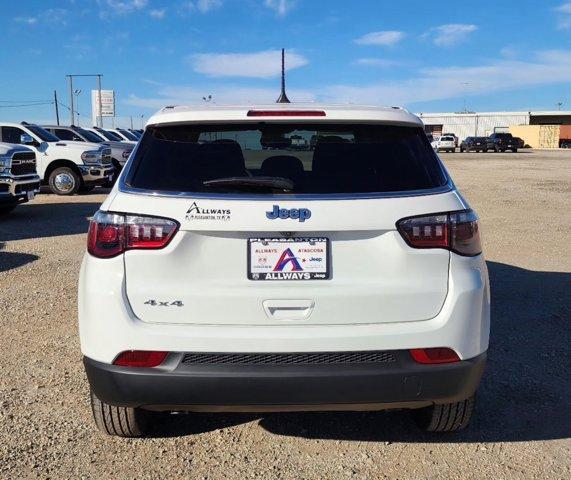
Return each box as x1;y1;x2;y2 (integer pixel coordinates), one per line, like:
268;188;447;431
0;102;54;108
0;99;51;103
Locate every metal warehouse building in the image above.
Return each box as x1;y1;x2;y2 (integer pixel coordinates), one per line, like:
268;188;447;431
417;111;571;141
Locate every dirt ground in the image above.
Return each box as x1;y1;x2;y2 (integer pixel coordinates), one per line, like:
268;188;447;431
0;149;569;479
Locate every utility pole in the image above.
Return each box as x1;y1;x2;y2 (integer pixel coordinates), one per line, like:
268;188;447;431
557;101;564;111
96;74;103;128
65;73;104;127
130;116;133;129
54;90;60;125
67;75;74;125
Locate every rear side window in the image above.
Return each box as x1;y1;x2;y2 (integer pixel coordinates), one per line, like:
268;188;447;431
126;123;447;195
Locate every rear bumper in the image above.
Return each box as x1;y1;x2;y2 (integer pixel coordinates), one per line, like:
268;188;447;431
84;351;486;412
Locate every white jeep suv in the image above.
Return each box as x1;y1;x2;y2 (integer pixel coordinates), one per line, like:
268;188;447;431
79;104;490;437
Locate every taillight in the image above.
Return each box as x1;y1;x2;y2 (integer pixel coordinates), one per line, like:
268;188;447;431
397;210;481;256
87;211;178;258
113;350;168;367
410;348;460;364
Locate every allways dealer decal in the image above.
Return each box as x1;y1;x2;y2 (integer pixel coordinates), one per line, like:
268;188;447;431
185;202;231;221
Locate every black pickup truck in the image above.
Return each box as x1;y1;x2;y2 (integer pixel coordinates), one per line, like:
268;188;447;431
486;133;518;152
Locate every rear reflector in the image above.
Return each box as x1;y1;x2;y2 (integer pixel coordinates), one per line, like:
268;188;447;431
87;211;178;258
397;209;482;256
410;348;460;364
113;351;168;367
247;110;326;117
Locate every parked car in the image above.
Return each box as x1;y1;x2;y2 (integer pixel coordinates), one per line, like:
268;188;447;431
100;128;137;145
79;104;489;437
460;136;487;152
0;122;114;195
128;129;142;139
85;127;127;144
112;128;140;143
486;133;518;152
42;125;133;177
512;136;525;149
433;135;456;153
442;133;459;147
0;143;41;214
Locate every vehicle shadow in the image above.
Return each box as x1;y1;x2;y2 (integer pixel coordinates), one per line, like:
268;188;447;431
0;200;101;242
149;261;571;443
0;242;39;273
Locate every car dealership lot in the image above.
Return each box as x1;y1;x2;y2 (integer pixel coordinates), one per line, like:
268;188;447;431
0;150;569;479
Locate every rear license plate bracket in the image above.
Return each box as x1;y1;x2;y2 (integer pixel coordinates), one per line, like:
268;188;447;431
248;237;330;280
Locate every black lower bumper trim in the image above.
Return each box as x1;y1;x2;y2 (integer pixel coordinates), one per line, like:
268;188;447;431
84;351;486;412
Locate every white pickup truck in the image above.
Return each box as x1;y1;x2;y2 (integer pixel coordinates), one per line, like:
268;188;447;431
0;122;114;195
0;142;41;214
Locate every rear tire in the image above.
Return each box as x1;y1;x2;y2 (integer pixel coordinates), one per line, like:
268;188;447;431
48;167;81;195
90;390;150;437
511;148;518;153
412;396;475;432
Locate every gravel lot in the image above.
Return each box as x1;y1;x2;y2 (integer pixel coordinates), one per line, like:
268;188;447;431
1;150;569;479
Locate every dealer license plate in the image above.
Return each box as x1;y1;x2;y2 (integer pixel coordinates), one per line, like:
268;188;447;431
248;237;329;281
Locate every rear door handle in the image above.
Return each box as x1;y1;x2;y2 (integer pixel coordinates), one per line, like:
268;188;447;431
263;300;315;321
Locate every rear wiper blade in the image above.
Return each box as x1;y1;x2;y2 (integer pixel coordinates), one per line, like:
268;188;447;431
203;176;294;192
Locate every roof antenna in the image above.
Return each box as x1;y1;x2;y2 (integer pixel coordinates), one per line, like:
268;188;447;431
276;48;291;103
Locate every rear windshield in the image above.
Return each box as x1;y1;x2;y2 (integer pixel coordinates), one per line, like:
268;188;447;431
126;123;447;195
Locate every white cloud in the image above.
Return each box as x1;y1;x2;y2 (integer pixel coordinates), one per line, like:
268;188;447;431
196;0;222;13
555;2;571;29
14;16;38;25
355;58;404;68
97;0;148;18
354;31;405;46
124;85;316;109
430;24;477;47
555;2;571;14
14;8;68;25
188;49;309;78
149;8;166;19
323;50;571;106
264;0;295;17
125;50;571;111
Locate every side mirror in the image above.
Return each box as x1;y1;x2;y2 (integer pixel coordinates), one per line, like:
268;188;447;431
20;134;35;146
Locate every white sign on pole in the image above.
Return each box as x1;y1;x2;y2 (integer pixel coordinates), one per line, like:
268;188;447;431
91;90;115;119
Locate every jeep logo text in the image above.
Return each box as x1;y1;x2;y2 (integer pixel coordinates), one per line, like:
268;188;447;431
265;205;311;222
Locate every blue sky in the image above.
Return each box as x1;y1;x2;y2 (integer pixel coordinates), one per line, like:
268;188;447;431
1;0;570;127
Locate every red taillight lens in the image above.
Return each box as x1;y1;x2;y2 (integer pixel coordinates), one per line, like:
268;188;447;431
410;348;460;364
246;110;326;117
396;209;481;256
87;211;178;258
113;350;168;367
450;210;482;256
397;213;449;248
